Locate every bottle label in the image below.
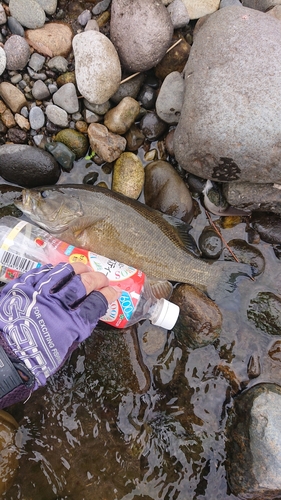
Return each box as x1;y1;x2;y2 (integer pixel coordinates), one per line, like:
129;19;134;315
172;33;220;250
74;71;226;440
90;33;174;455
0;221;145;328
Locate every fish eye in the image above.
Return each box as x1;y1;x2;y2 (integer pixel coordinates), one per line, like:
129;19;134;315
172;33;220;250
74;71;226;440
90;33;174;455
41;191;48;199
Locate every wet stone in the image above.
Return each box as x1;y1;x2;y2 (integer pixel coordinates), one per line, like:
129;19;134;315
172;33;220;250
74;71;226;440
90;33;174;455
144;160;193;223
124;124;145;152
111;73;145;104
139;111;168;141
226;383;281;499
155;36;191;81
137;84;157;110
198;226;223;259
224;239;265;276
87;123;126;163
45;141;75;172
171;283;222;348
247;291;281;336
112;152;144;199
54;128;89;159
0;144;60;187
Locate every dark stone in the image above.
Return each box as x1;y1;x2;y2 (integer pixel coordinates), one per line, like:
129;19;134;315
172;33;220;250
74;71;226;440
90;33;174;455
0;144;61;187
6;128;28;144
139;111;168;141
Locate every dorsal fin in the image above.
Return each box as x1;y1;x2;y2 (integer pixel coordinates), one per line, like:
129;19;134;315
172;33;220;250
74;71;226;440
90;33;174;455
162;214;201;257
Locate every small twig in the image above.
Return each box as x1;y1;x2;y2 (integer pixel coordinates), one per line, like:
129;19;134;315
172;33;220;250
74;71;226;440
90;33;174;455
120;38;183;85
205;210;255;281
205;210;239;261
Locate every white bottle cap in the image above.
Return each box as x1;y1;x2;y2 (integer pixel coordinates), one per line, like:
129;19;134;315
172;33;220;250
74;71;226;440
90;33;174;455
151;298;179;330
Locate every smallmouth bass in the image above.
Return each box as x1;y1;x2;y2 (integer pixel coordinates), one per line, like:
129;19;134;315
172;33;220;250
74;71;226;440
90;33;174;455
15;185;252;293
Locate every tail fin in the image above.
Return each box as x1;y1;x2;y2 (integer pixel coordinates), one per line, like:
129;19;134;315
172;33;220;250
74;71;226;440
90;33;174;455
206;260;254;302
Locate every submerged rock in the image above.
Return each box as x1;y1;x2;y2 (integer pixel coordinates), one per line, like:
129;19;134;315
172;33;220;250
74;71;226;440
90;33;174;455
226;383;281;499
247;291;281;336
171;283;222;348
0;410;20;496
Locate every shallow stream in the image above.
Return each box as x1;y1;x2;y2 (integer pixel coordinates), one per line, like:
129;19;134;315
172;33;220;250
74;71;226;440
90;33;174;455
1;158;281;500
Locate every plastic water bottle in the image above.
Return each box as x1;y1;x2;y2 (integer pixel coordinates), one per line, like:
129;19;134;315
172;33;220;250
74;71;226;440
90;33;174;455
0;216;179;330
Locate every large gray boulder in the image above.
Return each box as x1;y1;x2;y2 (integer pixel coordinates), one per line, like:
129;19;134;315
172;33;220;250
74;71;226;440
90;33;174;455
173;5;281;183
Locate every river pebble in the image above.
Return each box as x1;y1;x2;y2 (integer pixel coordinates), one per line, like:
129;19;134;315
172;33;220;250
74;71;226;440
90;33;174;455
45;141;75;171
4;35;30;71
144;160;194;222
52;83;79;114
73;30;121;105
0;144;60;187
156;71;184;124
29;105;45;130
112;152;144;199
0;82;27;113
45;104;68;127
182;0;220;18
47;56;68;73
139;111;168;141
88;123;126;162
110;0;173;72
7;16;25;36
104;97;140;135
171;283;222;348
54;128;89;159
32;79;50;100
28;53;45;72
167;0;190;28
9;0;46;29
25;22;73;58
37;0;58;15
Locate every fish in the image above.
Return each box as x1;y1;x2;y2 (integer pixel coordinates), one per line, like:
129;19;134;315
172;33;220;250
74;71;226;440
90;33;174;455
15;184;253;294
202;180;251;217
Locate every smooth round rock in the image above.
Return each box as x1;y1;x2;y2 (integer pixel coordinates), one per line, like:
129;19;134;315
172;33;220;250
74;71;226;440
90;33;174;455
73;30;121;105
198;226;223;259
144;160;193;223
9;0;46;28
110;0;174;73
104;97;140;135
52;82;79;114
112;152;144;199
4;35;30;71
0;144;61;187
29;105;45;130
54;128;89;159
171;283;222;348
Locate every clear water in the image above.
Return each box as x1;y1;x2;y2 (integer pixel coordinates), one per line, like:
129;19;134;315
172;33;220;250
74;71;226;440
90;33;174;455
2;195;281;500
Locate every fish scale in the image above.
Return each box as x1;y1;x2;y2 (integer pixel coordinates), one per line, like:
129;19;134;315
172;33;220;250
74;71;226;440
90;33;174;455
15;184;252;293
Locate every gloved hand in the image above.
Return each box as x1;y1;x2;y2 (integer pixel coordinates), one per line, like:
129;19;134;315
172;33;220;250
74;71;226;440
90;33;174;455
0;261;120;407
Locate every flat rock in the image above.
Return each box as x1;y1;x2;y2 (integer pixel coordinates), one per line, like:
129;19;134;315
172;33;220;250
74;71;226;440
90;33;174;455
25;22;73;58
110;0;174;73
173;6;281;184
9;0;46;28
182;0;220;18
73;30;121;105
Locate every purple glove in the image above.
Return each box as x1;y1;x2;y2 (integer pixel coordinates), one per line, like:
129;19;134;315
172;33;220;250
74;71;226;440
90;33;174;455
0;262;109;398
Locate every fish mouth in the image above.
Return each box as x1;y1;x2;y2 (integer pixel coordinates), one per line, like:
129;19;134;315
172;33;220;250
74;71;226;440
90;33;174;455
14;189;33;215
